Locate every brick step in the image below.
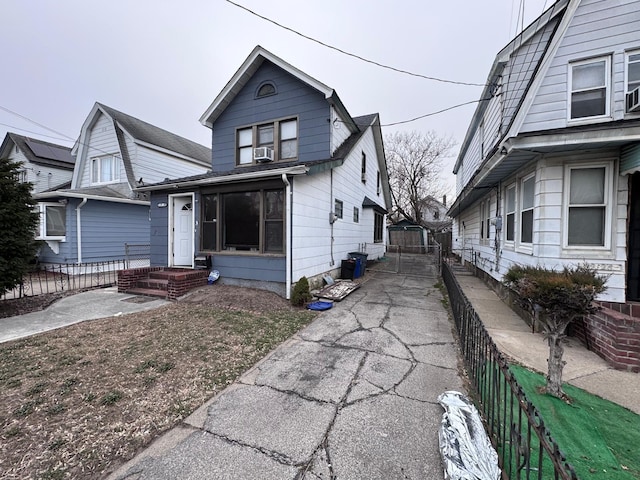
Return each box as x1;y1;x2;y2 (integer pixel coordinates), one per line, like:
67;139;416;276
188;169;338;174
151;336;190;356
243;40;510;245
125;287;168;299
136;278;169;290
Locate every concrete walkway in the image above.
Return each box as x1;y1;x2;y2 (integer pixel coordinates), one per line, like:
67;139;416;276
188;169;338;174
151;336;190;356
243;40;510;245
109;257;462;479
0;287;169;344
453;269;640;415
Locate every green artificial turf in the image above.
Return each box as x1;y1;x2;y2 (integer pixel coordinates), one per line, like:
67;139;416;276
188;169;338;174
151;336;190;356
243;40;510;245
510;365;640;479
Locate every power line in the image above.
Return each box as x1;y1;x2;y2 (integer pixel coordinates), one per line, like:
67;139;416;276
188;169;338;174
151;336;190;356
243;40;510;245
225;0;486;88
0;122;74;144
0;105;75;142
380;99;486;127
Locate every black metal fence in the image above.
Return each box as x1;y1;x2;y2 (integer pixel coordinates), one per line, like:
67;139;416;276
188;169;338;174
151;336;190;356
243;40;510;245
1;261;124;300
442;261;579;480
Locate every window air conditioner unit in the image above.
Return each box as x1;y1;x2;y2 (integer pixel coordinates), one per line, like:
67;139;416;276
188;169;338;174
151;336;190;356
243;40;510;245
626;86;640;113
253;147;273;162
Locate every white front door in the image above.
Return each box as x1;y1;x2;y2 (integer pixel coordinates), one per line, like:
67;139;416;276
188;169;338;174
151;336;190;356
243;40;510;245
171;195;193;267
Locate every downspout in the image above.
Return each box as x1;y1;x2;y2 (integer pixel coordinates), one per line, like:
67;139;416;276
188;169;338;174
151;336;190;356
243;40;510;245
282;173;292;299
330;168;335;266
76;197;88;264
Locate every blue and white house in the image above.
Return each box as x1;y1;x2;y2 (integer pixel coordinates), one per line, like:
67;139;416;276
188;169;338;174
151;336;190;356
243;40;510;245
139;46;391;297
34;103;210;264
448;0;640;305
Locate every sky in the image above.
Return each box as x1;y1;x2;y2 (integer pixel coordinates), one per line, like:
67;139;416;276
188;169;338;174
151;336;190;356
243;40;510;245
0;0;551;194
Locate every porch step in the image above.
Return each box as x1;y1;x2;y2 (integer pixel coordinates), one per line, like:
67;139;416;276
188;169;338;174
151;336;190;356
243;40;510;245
125;287;168;299
136;278;169;290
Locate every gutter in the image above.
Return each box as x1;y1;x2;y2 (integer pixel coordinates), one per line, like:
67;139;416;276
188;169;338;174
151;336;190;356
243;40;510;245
34;191;149;206
76;197;88;263
282;173;292;300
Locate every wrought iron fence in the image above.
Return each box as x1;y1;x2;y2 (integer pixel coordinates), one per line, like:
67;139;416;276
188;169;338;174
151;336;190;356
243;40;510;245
124;243;150;269
1;261;125;300
442;261;579;480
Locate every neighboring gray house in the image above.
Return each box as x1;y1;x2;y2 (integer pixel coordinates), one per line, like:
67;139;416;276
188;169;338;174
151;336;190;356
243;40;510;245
34;102;210;264
419;195;451;232
138;46;392;297
0;133;75;194
448;0;640;371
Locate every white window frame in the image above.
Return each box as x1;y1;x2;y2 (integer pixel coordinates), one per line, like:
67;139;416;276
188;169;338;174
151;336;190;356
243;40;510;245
518;173;535;249
562;162;613;251
504;183;516;246
479;199;490;244
626;49;640;94
568;56;611;122
91;154;120;185
35;202;66;241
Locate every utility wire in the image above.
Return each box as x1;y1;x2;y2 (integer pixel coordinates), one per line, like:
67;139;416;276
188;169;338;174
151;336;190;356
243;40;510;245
0;105;75;142
0;122;74;144
380;99;486;127
225;0;486;87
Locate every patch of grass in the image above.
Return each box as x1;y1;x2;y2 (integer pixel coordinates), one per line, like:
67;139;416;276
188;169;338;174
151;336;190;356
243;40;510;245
59;377;79;395
99;390;123;406
510;365;640;479
46;403;66;415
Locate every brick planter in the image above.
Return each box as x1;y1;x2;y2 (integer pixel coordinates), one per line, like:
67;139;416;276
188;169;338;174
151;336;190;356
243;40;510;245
118;267;208;300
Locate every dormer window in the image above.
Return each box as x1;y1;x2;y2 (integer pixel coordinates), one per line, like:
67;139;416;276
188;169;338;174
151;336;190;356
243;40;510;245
256;81;276;98
91;155;120;184
236;118;298;165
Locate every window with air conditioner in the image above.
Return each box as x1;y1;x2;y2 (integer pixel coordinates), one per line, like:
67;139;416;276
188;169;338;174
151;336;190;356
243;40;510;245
626;51;640;113
236;118;298;165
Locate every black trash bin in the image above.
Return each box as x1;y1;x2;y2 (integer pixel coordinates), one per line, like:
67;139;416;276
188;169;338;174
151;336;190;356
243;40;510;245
341;259;356;280
348;252;369;276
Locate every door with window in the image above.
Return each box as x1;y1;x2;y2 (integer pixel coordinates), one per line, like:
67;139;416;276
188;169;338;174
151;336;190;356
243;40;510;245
171;195;194;267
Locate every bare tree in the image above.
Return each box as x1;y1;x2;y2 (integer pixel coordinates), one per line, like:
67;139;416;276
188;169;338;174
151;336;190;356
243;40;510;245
385;131;455;224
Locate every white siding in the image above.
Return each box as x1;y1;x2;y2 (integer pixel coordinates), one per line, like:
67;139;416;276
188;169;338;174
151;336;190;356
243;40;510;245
7;147;73;194
133;143;209;184
521;0;640;132
330;106;352;155
291;127;386;281
76;112;124;188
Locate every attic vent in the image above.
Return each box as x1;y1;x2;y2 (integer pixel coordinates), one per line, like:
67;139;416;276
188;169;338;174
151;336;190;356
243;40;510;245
253;147;273;162
256;82;276;98
627;86;640;113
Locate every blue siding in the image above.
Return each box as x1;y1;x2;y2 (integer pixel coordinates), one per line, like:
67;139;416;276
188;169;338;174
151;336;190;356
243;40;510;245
150;192;169;266
79;201;149;262
211;61;331;172
210;254;285;282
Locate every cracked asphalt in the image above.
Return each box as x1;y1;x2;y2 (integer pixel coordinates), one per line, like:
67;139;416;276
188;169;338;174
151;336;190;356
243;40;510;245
110;255;465;479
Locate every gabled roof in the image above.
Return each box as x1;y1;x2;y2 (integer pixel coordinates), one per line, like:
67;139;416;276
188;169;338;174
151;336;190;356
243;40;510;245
138;113;386;192
91;103;211;165
1;133;74;170
199;46;358;133
453;0;568;173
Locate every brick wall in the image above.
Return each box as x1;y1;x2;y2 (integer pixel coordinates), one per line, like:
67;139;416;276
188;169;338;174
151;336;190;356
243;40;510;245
166;270;209;300
571;306;640;372
117;267;164;293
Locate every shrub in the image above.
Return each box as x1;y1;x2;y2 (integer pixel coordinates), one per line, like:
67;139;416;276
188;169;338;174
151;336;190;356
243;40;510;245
291;276;312;307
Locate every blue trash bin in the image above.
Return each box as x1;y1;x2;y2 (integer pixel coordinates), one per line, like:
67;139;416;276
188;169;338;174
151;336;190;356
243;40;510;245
352;257;362;278
349;252;369;276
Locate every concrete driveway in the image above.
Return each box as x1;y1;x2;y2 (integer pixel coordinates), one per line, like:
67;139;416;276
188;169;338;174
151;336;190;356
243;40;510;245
110;254;464;479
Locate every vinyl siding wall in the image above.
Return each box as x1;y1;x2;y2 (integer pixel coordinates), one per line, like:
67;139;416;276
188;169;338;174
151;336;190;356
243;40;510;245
521;0;640;132
211;61;331;172
132;142;209;184
291;127;386;281
150;192;169;266
76;112;127;189
7;147;73;193
454;149;627;303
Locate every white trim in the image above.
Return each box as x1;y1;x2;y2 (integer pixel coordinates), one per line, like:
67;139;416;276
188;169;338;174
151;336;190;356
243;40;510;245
90;154;121;185
168;193;195;268
503;182;517;246
34;191;149;206
35;202;66;241
561;161;613;251
567;55;612;123
132;138;210;167
516;172;535;253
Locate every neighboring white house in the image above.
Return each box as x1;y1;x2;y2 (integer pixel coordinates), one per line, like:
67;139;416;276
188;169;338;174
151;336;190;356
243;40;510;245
33;102;211;264
139;46;392;297
0;133;75;194
448;0;640;306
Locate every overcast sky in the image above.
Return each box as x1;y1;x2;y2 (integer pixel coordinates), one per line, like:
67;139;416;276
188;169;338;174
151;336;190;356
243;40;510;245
1;0;550;193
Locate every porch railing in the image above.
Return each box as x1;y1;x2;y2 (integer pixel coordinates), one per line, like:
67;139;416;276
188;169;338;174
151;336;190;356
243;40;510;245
442;260;579;480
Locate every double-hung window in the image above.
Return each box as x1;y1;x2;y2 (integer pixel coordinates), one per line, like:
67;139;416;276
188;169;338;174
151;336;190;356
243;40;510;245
520;174;535;244
35;203;66;240
374;212;384;243
91;155;119;184
236;118;298;165
569;57;610;120
480;199;490;243
505;184;516;243
565;164;610;248
627;51;640;93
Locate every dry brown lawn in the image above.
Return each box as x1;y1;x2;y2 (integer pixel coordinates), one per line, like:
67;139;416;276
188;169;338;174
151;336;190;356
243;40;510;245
0;285;316;479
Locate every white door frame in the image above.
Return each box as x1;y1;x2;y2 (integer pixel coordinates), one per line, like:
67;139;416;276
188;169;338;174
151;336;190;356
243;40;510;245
168;193;195;268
